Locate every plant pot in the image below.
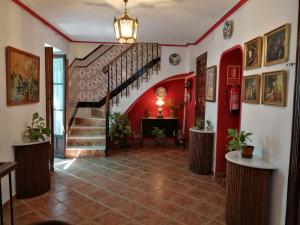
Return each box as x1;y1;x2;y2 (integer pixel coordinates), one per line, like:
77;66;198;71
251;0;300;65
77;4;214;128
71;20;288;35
241;145;254;158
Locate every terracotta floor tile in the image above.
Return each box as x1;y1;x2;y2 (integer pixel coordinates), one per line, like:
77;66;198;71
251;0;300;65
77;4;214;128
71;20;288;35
135;210;169;225
175;210;210;225
190;202;224;218
3;148;227;225
94;211;128;225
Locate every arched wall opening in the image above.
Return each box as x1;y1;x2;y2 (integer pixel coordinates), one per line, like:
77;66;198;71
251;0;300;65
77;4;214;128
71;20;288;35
215;45;243;174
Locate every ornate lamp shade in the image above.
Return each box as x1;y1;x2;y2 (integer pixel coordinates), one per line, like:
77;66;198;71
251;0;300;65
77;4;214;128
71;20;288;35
114;0;138;44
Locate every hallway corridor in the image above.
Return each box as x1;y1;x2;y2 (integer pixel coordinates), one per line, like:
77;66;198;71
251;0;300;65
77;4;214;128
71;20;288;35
3;148;225;225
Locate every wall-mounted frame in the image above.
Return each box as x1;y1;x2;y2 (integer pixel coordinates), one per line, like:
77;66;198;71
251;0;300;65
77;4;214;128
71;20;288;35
206;66;217;102
262;70;286;106
227;65;241;85
6;46;40;106
264;24;290;66
244;37;262;70
242;75;261;104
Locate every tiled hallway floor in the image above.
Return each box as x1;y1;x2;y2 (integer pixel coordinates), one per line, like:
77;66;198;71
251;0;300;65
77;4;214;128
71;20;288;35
3;148;226;225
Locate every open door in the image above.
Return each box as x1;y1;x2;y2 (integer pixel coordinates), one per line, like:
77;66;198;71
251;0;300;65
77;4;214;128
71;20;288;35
53;55;67;158
195;52;207;121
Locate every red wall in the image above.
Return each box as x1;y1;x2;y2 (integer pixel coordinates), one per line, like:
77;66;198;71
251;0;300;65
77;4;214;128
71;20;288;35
215;46;243;173
127;79;185;133
184;76;196;139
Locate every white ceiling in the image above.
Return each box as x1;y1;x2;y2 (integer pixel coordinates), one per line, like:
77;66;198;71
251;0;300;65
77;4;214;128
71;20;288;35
20;0;239;44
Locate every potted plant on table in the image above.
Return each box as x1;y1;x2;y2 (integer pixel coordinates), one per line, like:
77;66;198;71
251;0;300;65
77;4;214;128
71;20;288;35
109;112;131;148
227;128;254;158
22;112;51;143
167;100;184;118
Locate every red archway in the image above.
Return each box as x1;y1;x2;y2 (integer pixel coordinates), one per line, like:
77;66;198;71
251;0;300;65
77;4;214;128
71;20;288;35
215;45;243;174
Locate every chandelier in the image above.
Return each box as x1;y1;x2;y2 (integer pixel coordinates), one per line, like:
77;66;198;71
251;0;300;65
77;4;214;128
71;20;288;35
114;0;139;44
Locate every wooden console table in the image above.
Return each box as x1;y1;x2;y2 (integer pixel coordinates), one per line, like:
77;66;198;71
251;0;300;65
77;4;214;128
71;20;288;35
13;141;51;199
189;128;214;175
141;118;178;145
225;151;276;225
0;162;17;225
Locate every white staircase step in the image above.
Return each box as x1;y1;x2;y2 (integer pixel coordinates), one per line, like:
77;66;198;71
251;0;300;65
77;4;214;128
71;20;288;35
66;146;106;151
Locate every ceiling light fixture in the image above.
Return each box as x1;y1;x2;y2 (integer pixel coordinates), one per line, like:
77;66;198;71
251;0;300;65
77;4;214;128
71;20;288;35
114;0;139;44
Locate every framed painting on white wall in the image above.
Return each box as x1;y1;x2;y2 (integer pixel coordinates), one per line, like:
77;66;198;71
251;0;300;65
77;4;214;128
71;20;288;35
263;24;290;66
244;37;262;70
262;70;286;106
242;75;261;104
206;66;217;102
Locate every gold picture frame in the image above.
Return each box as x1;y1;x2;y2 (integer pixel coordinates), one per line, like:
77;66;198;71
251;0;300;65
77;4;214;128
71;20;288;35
6;46;40;106
242;75;260;104
206;66;217;102
263;24;290;66
244;37;262;70
262;70;286;106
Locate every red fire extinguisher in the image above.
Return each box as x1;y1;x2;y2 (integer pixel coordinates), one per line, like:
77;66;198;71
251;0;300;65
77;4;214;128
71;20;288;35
226;85;240;112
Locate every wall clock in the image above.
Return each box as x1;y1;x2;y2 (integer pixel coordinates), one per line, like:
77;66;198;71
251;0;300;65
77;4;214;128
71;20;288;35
156;87;167;98
169;53;181;65
223;20;233;39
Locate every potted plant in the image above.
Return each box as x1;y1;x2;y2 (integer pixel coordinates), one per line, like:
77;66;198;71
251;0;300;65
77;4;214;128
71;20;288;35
195;118;205;130
22;112;51;143
167;100;184;118
206;120;213;130
109;112;131;148
227;128;254;158
151;127;166;148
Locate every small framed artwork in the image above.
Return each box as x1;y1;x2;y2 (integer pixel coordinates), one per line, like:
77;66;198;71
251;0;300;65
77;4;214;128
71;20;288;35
264;24;290;66
6;46;40;106
262;70;286;106
244;37;262;70
242;75;261;104
206;66;217;102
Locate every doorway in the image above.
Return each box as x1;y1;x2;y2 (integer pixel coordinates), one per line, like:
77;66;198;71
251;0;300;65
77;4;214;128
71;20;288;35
195;52;207;121
215;46;243;175
53;55;67;158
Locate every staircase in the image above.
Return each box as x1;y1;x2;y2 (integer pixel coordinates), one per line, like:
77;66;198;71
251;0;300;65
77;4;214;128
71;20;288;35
67;43;161;158
66;108;106;158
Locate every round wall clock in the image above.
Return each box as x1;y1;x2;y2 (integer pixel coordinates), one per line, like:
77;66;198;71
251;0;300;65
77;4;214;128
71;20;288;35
223;20;233;39
169;53;181;66
156;87;167;98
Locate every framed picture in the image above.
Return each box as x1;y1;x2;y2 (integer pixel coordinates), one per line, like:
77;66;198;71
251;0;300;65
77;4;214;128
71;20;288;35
206;66;217;102
242;75;261;104
244;37;262;70
6;46;40;106
262;70;286;106
264;24;290;66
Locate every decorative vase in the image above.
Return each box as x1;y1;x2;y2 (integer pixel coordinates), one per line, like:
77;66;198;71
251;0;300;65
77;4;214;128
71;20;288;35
241;145;254;158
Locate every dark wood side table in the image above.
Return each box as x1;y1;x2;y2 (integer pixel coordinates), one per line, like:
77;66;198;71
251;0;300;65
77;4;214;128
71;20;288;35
141;118;179;146
0;162;17;225
13;141;51;199
225;151;276;225
189;128;214;175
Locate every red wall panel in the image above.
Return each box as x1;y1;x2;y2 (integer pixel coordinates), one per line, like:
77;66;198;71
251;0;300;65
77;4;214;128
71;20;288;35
127;79;185;133
184;76;196;139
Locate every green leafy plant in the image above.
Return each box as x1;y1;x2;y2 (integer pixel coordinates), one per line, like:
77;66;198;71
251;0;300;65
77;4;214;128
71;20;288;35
196;118;205;130
151;127;166;147
227;128;253;152
167;99;185;118
109;112;131;148
22;112;51;142
206;120;213;130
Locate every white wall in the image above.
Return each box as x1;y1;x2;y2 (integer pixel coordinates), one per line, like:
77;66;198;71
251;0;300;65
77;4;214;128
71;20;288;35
69;43;103;63
0;0;69;204
189;0;298;224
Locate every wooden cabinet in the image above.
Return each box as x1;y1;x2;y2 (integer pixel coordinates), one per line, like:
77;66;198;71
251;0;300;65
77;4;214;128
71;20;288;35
13;141;51;199
141;118;179;144
189;128;214;175
225;151;276;225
